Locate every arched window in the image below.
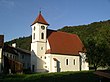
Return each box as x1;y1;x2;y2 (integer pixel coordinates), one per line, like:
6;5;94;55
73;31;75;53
66;59;68;65
41;32;44;39
33;33;35;39
73;59;75;65
34;26;36;31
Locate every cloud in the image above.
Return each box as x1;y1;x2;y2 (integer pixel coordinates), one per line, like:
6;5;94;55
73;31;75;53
0;0;15;8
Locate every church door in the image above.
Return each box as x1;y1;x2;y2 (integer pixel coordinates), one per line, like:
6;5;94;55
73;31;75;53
57;61;60;72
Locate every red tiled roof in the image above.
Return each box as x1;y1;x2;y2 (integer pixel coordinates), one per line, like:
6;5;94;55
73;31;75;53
47;29;86;55
31;12;49;26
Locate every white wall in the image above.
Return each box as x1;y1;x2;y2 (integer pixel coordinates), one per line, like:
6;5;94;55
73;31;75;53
41;54;50;72
31;41;47;72
46;40;50;50
44;54;80;72
79;52;89;70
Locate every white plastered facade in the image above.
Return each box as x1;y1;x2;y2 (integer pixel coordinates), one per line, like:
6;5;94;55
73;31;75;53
43;54;80;72
79;52;89;70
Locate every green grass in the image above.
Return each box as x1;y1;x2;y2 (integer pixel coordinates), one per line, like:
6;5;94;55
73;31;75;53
0;71;101;82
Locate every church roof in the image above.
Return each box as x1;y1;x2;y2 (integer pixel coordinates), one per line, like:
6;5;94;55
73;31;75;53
31;12;49;26
47;29;86;55
3;44;31;55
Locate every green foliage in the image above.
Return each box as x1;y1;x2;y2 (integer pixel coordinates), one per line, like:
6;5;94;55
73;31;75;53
0;71;100;82
5;35;31;51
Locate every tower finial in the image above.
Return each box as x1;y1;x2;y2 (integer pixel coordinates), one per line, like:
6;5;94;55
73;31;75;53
39;8;42;14
39;10;41;14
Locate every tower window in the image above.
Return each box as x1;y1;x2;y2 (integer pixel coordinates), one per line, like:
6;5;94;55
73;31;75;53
34;26;36;31
44;56;46;59
66;59;69;65
41;47;43;50
45;66;47;68
33;33;35;39
41;32;44;39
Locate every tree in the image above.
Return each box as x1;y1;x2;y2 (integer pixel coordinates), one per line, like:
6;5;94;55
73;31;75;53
85;34;109;71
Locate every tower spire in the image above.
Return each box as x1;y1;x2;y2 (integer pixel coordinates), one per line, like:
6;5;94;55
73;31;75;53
31;11;49;26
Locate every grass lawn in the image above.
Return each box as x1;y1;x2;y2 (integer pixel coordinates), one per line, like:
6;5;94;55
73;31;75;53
0;71;105;82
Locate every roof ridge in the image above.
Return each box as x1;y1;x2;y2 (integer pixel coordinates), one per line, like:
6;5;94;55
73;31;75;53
57;31;77;36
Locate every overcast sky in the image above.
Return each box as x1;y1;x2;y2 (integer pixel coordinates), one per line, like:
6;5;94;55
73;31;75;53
0;0;110;41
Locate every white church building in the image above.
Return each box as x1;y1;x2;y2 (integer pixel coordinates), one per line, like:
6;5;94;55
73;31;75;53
31;12;89;72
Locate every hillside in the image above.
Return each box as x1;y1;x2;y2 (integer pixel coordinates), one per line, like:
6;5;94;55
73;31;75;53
5;20;110;51
58;20;110;42
5;35;31;51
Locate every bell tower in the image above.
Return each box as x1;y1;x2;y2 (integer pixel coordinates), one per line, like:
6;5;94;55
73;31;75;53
31;11;49;72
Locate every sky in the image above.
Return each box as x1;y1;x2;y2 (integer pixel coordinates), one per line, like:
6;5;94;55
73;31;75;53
0;0;110;41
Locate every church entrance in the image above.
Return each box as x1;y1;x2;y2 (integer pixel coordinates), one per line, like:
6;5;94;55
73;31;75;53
56;61;60;72
53;58;60;72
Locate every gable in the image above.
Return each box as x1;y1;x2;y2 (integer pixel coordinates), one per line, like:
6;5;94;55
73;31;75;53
46;29;86;55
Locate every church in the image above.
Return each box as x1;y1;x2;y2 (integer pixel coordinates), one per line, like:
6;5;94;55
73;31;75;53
31;12;89;72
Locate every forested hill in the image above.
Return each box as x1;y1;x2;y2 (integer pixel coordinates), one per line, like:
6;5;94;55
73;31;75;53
58;20;110;42
5;35;31;51
5;20;110;51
